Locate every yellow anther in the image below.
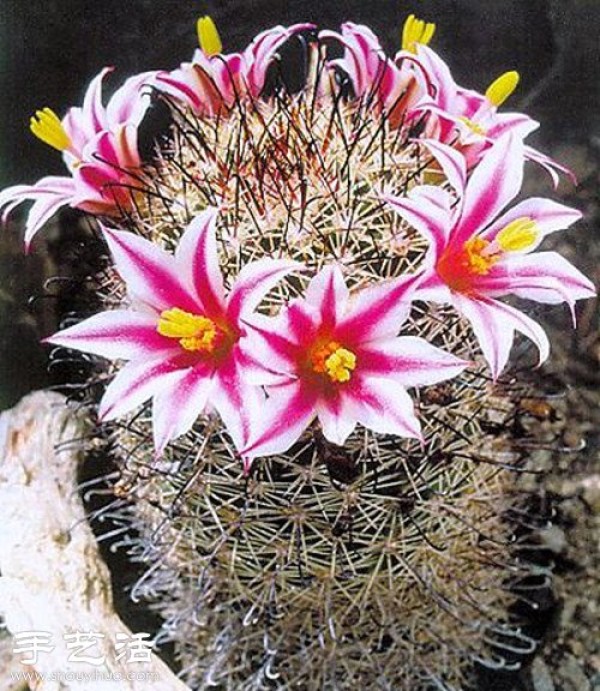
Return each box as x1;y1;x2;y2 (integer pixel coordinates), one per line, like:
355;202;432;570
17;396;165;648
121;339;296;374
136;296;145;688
402;14;436;54
30;107;71;152
157;307;218;353
311;340;356;383
463;237;499;275
325;347;356;383
485;70;520;107
458;116;487;138
197;15;223;56
496;217;538;252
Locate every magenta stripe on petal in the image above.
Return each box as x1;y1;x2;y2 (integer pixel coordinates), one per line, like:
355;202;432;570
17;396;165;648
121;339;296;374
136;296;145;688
456;134;524;245
102;226;201;313
152;364;215;455
44;310;168;361
175;207;225;316
243;382;316;459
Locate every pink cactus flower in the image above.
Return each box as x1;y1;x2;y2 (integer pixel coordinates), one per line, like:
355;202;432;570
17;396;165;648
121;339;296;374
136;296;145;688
320;22;430;128
413;45;572;183
45;207;299;455
156;21;314;115
384;135;596;378
0;67;156;249
241;265;468;461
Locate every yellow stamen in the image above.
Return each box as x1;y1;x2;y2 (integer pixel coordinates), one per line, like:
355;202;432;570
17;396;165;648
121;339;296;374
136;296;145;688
402;14;436;54
463;237;499;275
30;108;71;152
197;15;223;56
458;116;487;137
311;341;357;383
157;307;218;353
496;217;538;252
485;70;520;107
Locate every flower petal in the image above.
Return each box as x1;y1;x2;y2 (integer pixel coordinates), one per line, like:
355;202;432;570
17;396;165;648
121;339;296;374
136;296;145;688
452;294;550;379
44;310;168;360
316;392;357;446
383;186;453;258
106;71;156;128
0;176;76;249
152;363;216;455
98;355;184;421
457;134;524;244
477;251;596;318
211;354;265;450
243;381;317;460
174;207;226;316
102;225;200;313
336;272;422;343
237;314;299;385
524;145;577;187
357;336;468;386
481;197;582;248
304;264;349;332
349;376;423;440
226;258;300;325
419;138;467;195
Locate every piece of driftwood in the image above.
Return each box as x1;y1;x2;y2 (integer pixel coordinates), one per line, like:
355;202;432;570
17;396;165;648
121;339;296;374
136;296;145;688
0;391;189;690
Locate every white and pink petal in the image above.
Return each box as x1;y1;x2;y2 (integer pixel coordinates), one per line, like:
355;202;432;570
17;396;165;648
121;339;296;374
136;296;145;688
98;354;184;421
357;336;468;387
243;381;317;460
44;310;167;360
102;225;200;313
452;293;550;379
152;364;216;456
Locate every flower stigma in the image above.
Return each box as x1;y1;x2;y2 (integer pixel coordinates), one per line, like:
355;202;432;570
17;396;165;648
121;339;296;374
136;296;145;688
311;340;357;383
30;108;71;152
458;116;487;138
485;71;520;107
496;216;538;251
197;15;223;56
157;307;220;352
402;14;436;54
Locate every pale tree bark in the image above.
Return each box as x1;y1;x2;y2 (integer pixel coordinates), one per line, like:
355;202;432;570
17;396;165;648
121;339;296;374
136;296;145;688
0;392;189;691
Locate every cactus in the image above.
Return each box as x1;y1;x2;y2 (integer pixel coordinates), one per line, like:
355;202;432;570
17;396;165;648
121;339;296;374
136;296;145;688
1;12;595;691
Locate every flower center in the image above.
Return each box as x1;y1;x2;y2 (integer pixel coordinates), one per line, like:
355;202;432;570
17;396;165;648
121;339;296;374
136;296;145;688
437;217;539;293
311;340;357;383
157;307;220;352
30;108;72;152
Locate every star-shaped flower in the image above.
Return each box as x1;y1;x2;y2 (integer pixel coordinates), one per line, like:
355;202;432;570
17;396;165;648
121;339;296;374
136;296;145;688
46;207;298;454
242;265;467;460
384;135;595;378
